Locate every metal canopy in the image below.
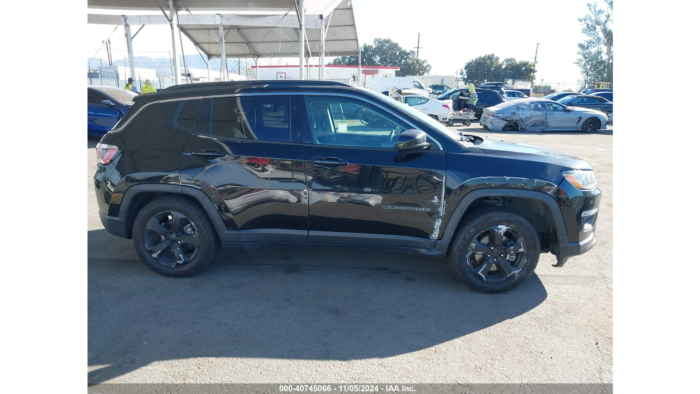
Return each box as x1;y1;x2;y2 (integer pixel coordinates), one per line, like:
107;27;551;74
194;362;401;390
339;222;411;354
88;0;361;83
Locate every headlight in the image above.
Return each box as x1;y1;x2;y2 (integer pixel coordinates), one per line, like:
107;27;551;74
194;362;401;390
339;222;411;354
562;170;597;190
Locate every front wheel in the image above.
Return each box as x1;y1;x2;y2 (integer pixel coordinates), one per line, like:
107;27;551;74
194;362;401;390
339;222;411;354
447;209;540;293
581;117;600;133
447;120;454;126
463;120;472;126
132;195;220;277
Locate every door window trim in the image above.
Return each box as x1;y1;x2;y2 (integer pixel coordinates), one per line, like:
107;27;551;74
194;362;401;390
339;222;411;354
302;94;443;151
108;92;444;151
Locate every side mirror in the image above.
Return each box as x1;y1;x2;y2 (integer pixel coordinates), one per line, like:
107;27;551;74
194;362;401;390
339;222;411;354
564;107;572;112
100;100;115;107
396;129;431;151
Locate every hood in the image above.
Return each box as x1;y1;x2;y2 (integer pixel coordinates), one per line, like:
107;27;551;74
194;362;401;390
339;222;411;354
474;137;593;170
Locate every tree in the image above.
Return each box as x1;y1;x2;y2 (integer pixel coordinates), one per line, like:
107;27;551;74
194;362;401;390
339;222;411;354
575;0;613;87
330;38;432;76
459;54;536;84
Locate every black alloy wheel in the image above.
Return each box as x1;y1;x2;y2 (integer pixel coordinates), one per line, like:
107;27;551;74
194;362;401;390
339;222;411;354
582;118;600;133
144;211;200;267
466;225;527;283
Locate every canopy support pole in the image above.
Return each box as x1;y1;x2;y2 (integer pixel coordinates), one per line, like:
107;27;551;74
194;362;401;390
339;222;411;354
320;16;325;80
206;57;211;82
357;44;362;87
298;0;305;80
217;14;228;81
169;0;181;85
123;17;136;82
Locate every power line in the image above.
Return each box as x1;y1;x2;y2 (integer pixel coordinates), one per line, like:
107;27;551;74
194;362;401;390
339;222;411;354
88;26;119;67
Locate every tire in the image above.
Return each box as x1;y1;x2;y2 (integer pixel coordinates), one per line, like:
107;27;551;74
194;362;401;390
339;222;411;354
132;195;220;277
447;120;454;126
482;125;489;130
463;120;472;126
581;117;600;133
447;209;540;293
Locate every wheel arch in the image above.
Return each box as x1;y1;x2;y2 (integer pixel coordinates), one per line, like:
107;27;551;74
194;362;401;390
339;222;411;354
434;189;568;256
118;184;227;239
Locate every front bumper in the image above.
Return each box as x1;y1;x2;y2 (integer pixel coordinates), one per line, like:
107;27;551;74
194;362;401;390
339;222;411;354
554;231;597;266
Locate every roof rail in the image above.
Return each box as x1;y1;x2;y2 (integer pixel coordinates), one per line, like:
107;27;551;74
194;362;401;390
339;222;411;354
163;80;348;91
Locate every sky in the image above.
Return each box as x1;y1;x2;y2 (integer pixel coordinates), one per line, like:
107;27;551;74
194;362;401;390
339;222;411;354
86;0;600;88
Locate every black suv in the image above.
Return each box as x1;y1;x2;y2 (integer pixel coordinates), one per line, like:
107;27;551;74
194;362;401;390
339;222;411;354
94;81;601;293
438;88;506;119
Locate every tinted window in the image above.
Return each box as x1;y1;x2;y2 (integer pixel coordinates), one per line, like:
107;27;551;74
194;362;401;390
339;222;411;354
173;99;202;130
87;89;105;104
203;95;291;142
304;96;411;149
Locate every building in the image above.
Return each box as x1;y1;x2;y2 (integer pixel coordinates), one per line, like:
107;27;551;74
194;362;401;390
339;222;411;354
411;75;460;89
252;65;400;88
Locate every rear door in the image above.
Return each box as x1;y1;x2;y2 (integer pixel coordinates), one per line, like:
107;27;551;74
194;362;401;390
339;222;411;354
88;88;120;134
180;94;308;242
300;94;447;247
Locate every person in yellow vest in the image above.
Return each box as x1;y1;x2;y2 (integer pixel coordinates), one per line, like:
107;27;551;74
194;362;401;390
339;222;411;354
142;79;157;94
124;78;139;94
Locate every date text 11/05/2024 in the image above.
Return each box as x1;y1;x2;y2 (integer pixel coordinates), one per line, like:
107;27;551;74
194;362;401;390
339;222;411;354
278;385;416;392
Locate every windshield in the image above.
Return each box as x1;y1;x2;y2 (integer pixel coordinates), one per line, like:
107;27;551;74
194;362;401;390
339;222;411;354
363;89;466;146
543;93;560;100
95;87;137;104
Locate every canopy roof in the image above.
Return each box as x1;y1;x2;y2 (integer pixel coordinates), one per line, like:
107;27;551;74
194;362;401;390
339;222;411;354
87;0;359;58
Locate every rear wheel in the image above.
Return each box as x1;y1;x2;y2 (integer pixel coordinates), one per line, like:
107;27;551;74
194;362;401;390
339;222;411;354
133;195;219;277
581;117;600;133
447;209;540;293
447;120;454;126
463;120;472;126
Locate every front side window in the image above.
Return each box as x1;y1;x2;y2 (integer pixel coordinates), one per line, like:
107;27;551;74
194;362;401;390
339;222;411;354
413;81;424;89
545;102;567;112
304;96;411;149
202;95;291;142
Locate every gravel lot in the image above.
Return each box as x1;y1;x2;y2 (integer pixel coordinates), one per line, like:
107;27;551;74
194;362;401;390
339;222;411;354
88;124;613;385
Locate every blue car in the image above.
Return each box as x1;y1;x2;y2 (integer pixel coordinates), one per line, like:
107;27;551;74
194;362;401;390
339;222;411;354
88;86;137;136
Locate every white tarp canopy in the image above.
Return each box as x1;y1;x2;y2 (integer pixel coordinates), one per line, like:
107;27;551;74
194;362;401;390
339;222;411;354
88;0;361;83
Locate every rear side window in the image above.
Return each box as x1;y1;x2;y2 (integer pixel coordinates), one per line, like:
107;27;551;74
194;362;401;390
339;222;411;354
173;99;202;130
200;95;291;142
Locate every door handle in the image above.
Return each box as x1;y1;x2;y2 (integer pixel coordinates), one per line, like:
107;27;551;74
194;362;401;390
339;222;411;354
190;149;226;158
312;157;348;168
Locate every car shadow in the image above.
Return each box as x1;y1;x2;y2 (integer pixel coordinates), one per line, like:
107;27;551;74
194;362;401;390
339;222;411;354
88;229;548;384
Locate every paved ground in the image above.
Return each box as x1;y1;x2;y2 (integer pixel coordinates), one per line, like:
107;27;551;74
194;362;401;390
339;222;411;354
88;124;613;384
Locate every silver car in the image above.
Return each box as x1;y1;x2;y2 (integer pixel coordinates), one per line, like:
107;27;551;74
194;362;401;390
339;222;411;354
479;98;608;132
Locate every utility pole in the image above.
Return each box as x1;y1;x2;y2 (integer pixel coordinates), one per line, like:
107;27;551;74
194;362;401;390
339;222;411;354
533;42;539;66
414;33;422;59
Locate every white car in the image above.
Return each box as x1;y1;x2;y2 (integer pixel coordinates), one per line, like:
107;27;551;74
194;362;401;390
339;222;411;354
504;90;529;101
403;95;451;123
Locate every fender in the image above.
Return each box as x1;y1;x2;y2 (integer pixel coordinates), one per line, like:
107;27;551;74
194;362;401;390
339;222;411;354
115;184;228;238
430;188;569;256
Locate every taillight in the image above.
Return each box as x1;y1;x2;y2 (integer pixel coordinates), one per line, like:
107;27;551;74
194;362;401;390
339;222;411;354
442;105;451;110
96;143;120;165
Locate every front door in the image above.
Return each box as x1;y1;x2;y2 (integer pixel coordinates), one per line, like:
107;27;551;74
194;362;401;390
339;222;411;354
300;95;447;247
545;101;579;130
180;94;308;242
